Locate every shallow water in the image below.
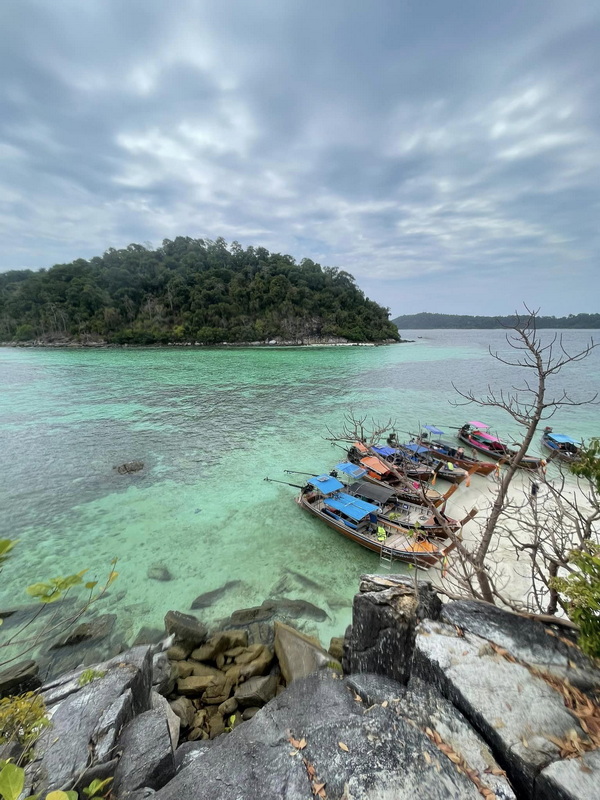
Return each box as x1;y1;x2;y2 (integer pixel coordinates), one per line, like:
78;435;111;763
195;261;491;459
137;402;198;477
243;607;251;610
1;329;598;657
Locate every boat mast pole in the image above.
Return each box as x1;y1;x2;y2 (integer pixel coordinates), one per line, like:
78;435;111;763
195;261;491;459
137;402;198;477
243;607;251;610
264;477;304;489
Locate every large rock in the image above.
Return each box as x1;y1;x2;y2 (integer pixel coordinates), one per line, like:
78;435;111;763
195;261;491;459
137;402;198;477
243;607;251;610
233;675;278;708
536;748;600;800
441;600;600;694
190;630;247;662
413;618;589;798
164;611;207;647
152;671;485;800
274;621;338;684
343;573;441;682
0;659;40;698
112;709;175;797
169;697;195;729
346;673;514;799
152;651;175;696
173;740;214;773
29;646;153;794
151;691;181;750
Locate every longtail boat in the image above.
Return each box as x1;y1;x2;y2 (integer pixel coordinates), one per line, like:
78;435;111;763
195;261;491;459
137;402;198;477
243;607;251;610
397;443;469;484
296;474;457;567
541;428;581;464
458;422;544;471
344;478;461;537
413;426;496;476
348;442;434;483
333;460;448;507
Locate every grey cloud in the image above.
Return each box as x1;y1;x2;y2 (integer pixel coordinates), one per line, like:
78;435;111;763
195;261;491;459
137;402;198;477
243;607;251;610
0;0;599;313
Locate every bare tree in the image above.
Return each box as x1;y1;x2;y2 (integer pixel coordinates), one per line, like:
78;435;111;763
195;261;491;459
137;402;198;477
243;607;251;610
445;307;597;604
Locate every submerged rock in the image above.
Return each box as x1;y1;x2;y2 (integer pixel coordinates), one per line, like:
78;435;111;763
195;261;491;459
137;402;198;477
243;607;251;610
50;614;116;649
0;659;40;698
115;461;144;474
147;564;174;582
191;581;242;609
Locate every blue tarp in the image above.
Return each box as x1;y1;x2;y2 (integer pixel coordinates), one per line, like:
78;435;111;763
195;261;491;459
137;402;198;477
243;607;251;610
402;443;429;454
334;462;367;478
307;474;344;495
424;425;445;435
372;445;395;456
324;492;379;522
547;433;581;446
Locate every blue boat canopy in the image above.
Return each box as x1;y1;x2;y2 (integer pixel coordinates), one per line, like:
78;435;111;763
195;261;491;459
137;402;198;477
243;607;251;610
307;474;344;495
547;433;581;446
402;443;429;454
424;425;445;435
372;445;395;456
324;492;379;521
334;462;367;478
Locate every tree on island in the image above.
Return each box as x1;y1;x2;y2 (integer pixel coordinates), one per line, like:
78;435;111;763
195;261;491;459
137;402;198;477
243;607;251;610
391;311;600;329
0;238;399;344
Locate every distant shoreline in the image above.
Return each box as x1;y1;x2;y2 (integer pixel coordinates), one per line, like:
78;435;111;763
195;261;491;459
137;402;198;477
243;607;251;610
392;311;600;329
0;337;410;350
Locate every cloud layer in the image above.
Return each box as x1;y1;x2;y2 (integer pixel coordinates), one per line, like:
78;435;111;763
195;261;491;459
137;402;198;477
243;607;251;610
1;0;599;314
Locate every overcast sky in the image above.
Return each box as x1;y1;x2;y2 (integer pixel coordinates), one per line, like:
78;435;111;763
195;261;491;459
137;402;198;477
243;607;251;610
1;1;599;315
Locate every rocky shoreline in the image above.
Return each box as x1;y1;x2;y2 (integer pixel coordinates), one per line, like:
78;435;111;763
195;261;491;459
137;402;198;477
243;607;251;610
0;336;407;349
2;575;598;799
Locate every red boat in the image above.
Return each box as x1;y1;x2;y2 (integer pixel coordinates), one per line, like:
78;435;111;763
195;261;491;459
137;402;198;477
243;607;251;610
458;422;544;471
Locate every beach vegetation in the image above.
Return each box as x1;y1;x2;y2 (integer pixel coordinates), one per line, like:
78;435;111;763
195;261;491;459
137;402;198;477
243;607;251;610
77;668;106;687
551;543;600;658
1;542;118;673
0;692;49;755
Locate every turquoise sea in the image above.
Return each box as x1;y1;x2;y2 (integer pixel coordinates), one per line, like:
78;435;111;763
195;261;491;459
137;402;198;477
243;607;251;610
1;330;598;661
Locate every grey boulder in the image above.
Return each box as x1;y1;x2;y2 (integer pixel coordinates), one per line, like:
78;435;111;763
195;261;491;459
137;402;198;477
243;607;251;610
112;709;175;797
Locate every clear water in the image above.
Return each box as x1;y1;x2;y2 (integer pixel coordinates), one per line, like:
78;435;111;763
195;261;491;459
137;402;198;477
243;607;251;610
1;330;598;655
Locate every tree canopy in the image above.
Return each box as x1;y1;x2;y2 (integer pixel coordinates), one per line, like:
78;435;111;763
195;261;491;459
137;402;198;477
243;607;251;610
0;238;399;344
392;312;600;329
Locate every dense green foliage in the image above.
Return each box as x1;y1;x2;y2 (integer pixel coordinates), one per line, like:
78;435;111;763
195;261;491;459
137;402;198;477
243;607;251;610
392;312;600;329
551;439;600;658
0;238;399;344
552;544;600;659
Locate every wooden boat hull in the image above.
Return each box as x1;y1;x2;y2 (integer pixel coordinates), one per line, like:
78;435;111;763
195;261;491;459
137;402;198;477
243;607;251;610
457;433;542;471
416;441;496;476
541;435;580;464
297;493;449;568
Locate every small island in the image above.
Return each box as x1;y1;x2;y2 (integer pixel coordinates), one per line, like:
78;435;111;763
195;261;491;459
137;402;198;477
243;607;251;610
0;237;400;346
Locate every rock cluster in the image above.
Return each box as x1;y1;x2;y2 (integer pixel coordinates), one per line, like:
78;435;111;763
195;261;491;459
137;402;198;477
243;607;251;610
162;612;340;743
9;576;599;800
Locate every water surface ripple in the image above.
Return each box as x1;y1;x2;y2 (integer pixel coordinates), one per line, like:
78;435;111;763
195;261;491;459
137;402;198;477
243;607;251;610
1;330;598;654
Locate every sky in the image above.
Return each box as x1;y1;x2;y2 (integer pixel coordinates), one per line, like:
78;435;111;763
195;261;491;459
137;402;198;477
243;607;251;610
1;1;599;316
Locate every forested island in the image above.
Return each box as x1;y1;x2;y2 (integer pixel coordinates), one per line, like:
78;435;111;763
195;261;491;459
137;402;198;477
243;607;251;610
0;237;399;345
392;311;600;329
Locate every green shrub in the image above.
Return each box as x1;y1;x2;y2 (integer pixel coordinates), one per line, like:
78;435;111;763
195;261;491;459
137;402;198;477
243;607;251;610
0;692;49;752
552;543;600;659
